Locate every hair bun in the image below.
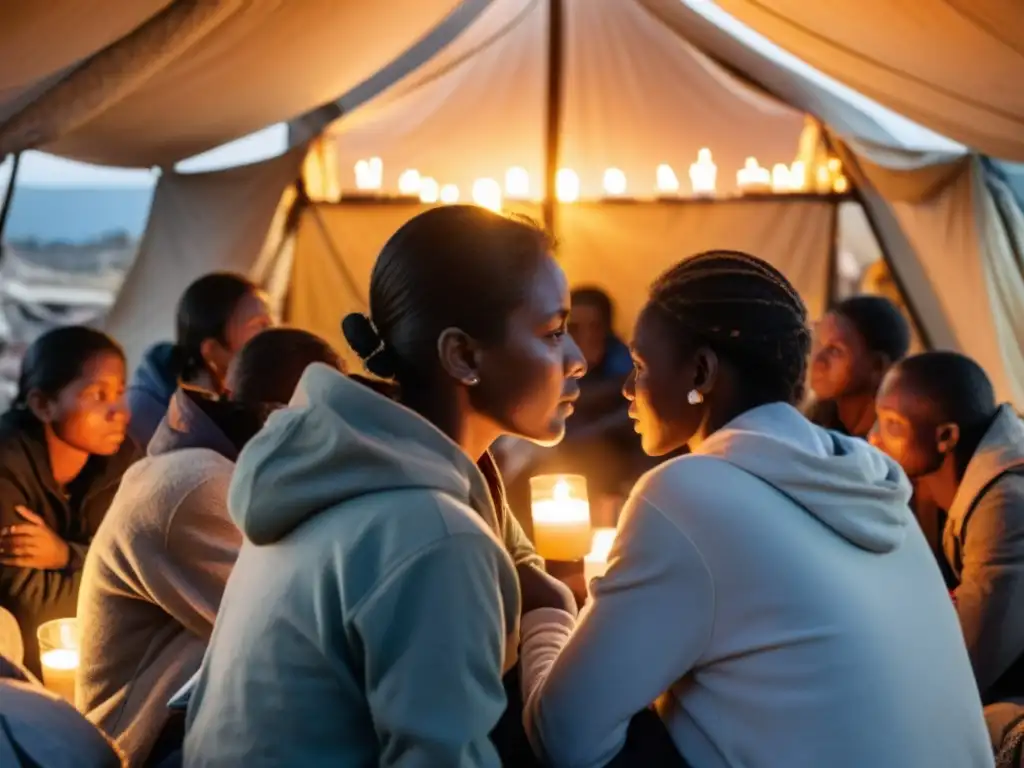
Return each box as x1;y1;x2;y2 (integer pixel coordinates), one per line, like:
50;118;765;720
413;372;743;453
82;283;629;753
341;313;399;379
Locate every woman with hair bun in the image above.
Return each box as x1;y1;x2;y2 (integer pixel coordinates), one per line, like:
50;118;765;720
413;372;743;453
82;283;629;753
0;326;138;676
185;206;586;767
127;273;273;447
520;251;992;768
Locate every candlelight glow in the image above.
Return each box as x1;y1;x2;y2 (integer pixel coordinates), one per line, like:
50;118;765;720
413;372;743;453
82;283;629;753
689;148;717;196
771;163;791;192
472;178;503;212
397;169;421;196
355;157;383;190
439;184;460;204
789;161;807;191
41;648;79;670
656;164;679;194
38;618;79;702
530;474;591;561
737;157;770;191
505;166;530;199
419;177;439;203
603;167;627;196
556;169;580;202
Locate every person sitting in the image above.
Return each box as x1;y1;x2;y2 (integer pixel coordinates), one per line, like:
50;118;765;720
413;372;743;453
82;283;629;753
871;351;1024;704
183;206;586;767
807;294;910;439
519;250;993;768
76;328;342;768
0;327;138;677
127;273;274;448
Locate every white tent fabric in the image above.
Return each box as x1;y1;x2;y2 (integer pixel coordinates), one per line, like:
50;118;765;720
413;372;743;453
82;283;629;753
103;145;306;366
712;0;1024;161
327;0;805;198
0;1;474;166
287;198;834;370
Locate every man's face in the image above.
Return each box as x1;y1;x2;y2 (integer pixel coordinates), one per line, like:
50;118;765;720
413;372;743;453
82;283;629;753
870;369;944;479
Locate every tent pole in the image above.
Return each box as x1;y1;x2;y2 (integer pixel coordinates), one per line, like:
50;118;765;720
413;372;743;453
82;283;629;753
0;152;22;262
542;0;564;235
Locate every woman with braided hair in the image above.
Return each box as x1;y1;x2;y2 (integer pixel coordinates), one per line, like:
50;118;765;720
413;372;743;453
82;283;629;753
521;251;993;768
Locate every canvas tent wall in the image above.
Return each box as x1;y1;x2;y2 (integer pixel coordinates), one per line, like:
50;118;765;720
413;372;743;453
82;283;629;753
1;0;1021;410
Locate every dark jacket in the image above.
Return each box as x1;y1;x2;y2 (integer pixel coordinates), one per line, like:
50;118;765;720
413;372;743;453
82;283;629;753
0;409;139;676
126;342;180;449
944;404;1024;703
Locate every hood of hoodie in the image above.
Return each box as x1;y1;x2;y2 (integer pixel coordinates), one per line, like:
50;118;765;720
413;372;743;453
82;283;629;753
131;342;180;404
229;364;497;545
148;387;239;461
948;404;1024;535
696;403;912;553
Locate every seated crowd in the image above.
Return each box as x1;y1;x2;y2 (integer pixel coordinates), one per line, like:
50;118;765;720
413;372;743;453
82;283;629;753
0;205;1022;767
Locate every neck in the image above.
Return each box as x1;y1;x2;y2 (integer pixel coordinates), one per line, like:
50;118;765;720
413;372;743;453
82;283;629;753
836;393;876;437
43;426;91;488
401;386;497;462
922;456;963;511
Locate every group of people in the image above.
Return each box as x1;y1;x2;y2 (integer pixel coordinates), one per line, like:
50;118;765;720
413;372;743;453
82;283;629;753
0;204;1021;767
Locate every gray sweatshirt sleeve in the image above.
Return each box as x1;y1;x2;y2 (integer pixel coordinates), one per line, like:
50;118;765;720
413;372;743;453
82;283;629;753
151;473;242;639
354;532;517;768
955;473;1024;697
522;490;715;768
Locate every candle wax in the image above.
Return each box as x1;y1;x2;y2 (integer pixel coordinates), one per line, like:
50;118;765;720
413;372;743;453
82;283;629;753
532;497;591;561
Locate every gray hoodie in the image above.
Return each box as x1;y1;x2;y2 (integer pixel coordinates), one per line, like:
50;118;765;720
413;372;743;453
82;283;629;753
522;403;993;768
944;404;1024;702
184;365;521;767
76;389;243;765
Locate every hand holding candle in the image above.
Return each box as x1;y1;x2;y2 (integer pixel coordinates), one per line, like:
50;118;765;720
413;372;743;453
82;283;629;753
530;474;592;562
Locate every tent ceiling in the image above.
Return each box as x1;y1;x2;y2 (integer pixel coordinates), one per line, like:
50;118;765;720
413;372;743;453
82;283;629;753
0;0;468;168
326;0;806;199
712;0;1024;161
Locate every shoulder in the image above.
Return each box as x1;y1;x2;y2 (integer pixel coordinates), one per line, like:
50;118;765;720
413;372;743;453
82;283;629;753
633;453;758;512
0;414;37;474
110;450;233;522
969;471;1024;536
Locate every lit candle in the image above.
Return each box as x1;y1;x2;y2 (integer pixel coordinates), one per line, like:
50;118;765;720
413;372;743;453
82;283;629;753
556;169;580;202
355;157;384;191
602;167;627;197
689;148;717;196
737;157;771;192
505;167;530;199
530;474;591;561
771;163;791;192
583;527;617;585
472;178;503;212
656;164;679;195
833;174;849;194
789;160;807;191
439;184;460;204
37;618;79;703
397;169;421;196
419;177;439;203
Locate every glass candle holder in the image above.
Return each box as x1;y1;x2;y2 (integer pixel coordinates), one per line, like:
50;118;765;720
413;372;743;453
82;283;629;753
37;617;79;703
530;474;591;561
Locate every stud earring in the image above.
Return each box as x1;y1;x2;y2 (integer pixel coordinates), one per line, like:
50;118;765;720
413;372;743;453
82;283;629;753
465;375;480;387
687;389;703;405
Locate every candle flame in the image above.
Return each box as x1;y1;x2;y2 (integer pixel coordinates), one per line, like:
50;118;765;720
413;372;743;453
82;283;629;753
553;479;571;502
41;648;79;670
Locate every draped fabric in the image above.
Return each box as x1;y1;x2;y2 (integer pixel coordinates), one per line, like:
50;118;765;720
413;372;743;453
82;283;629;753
0;1;474;166
103;146;306;367
711;0;1024;161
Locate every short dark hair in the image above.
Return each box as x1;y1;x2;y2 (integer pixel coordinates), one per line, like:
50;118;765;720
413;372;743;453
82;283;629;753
649;250;811;405
228;328;342;406
833;295;910;363
343;205;551;385
174;273;259;381
13;326;124;409
895;352;997;428
571;287;614;329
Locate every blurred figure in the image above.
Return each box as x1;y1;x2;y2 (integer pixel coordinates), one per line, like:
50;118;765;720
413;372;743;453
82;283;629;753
77;329;342;767
0;327;138;676
808;295;910;438
127;273;273;448
872;352;1024;704
521;251;992;768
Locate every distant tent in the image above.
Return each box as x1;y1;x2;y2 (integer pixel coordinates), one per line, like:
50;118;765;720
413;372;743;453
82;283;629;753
1;0;1021;409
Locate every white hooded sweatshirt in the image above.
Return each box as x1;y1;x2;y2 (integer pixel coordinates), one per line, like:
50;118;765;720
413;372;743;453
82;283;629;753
522;403;993;768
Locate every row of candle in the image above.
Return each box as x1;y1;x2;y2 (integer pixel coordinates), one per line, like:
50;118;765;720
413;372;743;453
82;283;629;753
351;150;848;211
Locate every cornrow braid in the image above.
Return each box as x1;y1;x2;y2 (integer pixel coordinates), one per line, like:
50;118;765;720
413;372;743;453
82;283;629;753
649;249;811;406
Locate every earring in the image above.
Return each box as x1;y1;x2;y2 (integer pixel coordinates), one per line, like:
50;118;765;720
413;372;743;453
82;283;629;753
465;375;480;387
687;389;703;405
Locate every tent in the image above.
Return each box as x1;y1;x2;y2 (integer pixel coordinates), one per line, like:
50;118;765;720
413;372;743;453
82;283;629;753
1;0;1022;409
